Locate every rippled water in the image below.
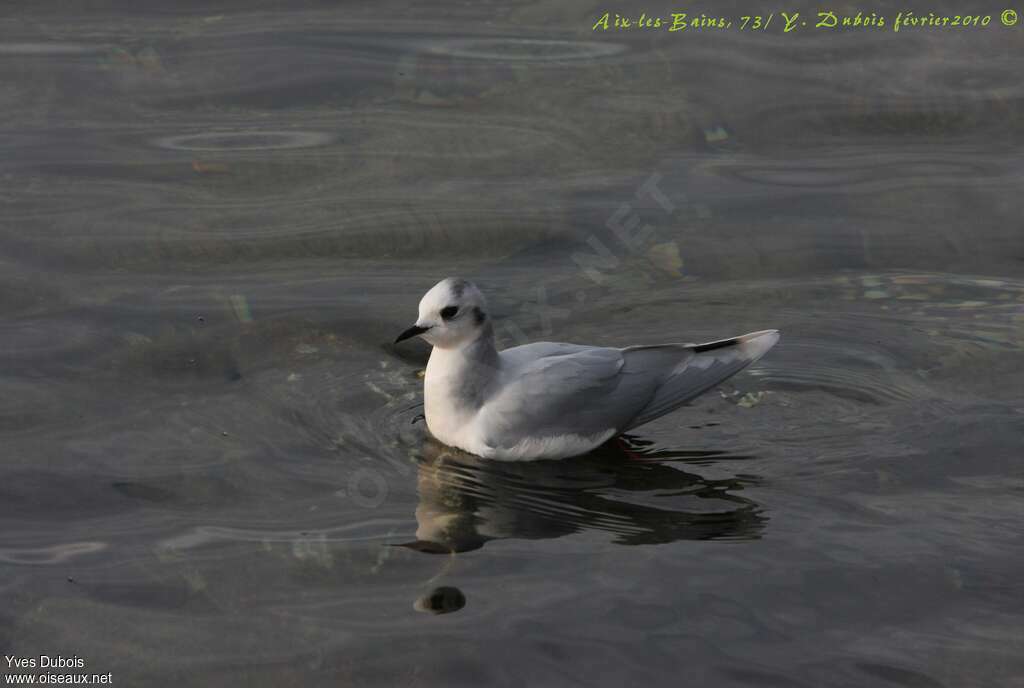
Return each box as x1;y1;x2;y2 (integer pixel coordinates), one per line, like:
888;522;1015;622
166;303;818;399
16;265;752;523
3;2;1023;686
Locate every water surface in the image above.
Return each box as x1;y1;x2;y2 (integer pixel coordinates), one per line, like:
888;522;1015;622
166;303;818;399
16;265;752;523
2;1;1023;686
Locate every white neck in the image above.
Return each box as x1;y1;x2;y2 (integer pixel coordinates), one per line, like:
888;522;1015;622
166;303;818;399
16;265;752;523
423;328;499;443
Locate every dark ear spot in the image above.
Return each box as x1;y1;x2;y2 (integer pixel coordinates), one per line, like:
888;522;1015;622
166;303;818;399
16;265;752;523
472;307;486;325
450;279;468;298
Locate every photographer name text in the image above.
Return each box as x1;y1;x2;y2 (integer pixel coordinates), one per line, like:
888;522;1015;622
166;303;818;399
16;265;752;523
5;656;112;685
592;9;1021;32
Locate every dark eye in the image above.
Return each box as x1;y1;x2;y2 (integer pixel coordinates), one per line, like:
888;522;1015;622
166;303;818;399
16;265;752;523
440;306;458;320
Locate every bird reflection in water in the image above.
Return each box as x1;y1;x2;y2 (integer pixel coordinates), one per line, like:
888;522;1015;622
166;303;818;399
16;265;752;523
398;436;767;556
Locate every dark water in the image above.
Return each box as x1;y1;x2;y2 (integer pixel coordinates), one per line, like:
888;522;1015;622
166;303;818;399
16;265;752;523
3;1;1023;685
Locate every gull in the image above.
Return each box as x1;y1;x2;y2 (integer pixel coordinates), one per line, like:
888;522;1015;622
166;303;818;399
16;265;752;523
395;278;779;461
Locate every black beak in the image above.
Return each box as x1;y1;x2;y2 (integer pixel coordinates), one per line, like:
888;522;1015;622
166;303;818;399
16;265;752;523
394;325;429;344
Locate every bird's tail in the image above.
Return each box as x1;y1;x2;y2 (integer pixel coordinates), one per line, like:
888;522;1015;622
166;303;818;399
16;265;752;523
623;330;779;430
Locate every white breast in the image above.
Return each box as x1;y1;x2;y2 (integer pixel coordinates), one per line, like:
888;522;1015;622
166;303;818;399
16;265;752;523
423;349;477;451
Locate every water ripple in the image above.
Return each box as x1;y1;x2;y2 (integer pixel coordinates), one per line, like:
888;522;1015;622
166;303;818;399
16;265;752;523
153;130;336;152
0;541;107;565
426;38;626;62
0;42;107;55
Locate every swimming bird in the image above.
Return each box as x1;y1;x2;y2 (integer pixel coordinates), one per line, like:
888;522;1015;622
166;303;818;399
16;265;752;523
394;278;779;461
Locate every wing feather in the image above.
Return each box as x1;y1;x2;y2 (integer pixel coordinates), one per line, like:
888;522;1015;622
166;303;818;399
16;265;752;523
481;347;649;450
624;330;779;429
479;330;779;450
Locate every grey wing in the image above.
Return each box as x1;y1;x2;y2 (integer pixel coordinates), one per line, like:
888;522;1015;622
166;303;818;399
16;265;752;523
480;346;656;449
498;341;594;367
480;330;779;448
623;329;780;430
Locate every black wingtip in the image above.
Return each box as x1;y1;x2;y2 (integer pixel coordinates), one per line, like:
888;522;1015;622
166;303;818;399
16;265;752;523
692;337;740;353
692;330;780;353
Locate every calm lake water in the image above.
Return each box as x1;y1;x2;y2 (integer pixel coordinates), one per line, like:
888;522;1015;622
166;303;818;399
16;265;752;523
2;1;1023;686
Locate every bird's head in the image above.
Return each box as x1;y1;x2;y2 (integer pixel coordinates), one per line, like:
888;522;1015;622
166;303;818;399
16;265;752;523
395;277;490;349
